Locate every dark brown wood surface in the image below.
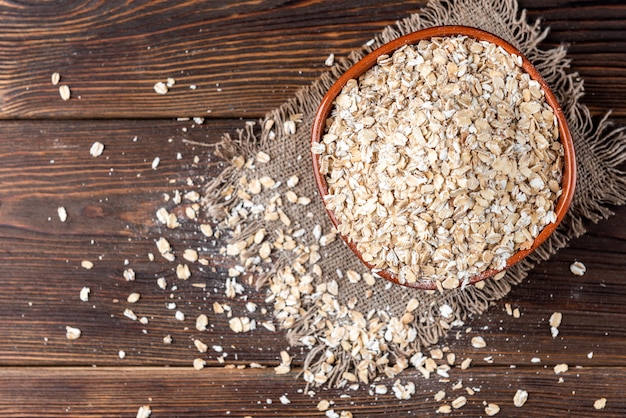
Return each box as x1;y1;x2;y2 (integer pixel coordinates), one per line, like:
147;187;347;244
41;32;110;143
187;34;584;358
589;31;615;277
0;1;625;416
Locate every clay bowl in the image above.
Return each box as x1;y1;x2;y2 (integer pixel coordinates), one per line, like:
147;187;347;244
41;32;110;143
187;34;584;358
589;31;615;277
311;25;576;290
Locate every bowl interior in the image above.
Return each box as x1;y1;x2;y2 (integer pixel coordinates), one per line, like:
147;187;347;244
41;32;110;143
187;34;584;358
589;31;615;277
311;25;576;290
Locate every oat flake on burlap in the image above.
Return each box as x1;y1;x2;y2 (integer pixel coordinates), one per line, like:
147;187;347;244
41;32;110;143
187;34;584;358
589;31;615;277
204;0;626;387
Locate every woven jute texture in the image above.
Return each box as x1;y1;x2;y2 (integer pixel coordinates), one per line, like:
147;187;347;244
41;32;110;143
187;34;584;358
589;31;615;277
204;0;626;387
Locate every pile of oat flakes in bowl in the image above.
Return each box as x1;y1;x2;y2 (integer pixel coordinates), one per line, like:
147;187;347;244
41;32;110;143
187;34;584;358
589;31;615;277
312;27;574;290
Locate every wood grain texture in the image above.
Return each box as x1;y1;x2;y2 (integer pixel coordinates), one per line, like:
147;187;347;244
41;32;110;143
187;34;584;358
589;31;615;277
0;366;624;417
0;1;625;417
0;119;624;371
0;0;624;119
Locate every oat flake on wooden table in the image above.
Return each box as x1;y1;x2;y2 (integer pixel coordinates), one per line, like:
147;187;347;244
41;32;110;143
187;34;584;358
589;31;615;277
203;0;626;387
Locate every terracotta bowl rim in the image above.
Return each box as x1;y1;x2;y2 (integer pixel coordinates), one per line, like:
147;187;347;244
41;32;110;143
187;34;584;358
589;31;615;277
311;25;576;290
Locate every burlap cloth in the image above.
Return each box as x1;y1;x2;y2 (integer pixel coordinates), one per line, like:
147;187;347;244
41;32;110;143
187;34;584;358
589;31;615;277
204;0;626;387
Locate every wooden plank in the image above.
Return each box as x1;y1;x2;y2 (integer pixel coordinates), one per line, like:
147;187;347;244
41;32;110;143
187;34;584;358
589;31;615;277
0;119;624;370
0;0;427;119
0;1;624;119
0;119;297;366
0;366;623;417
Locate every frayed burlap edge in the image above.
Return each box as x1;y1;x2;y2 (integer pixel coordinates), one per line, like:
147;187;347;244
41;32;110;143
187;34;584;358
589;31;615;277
204;0;626;387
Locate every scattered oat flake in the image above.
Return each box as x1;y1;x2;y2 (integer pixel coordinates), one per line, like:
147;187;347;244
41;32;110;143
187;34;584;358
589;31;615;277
325;53;335;66
286;175;299;188
123;268;136;281
175;310;185;321
151;157;160;170
156;277;167;290
256;151;271;163
485;403;500;416
57;207;68;222
374;384;388;395
570;261;586;276
127;293;141;303
513;389;528;407
279;395;291;405
196;314;209;331
183;249;199;263
79;287;90;302
194;339;208;353
317;400;330;412
51;72;60;85
124;308;137;321
594;398;607;410
554;363;568;374
434;390;446;402
274;364;290;375
81;260;94;269
90;141;104;157
59;85;71;101
154;81;168;95
229;317;244;333
549;312;562;328
452;396;467;409
437;404;452;414
176;264;191;280
118;350;126;359
283;120;296;135
65;326;81;340
471;336;487;349
200;224;213;237
136;405;151;418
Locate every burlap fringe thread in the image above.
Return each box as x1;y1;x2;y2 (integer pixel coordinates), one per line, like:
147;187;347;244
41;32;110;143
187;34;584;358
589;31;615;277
204;0;626;388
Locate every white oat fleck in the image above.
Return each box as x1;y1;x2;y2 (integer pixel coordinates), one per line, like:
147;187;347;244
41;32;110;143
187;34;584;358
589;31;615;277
194;339;208;353
437;405;452;414
176;264;191;280
175;310;185;321
196;314;209;331
81;260;94;269
59;85;71;101
136;405;151;418
127;293;141;303
193;358;206;370
485;403;500;416
151;157;160;170
154;81;168;95
90;141;104;157
57;207;68;222
513;389;528;407
317;400;330;411
123;268;136;281
156;277;167;290
471;336;487;349
124;308;137;321
324;53;335;66
594;398;607;410
554;363;568;374
79;287;90;302
452;396;467;409
65;325;81;340
570;261;586;276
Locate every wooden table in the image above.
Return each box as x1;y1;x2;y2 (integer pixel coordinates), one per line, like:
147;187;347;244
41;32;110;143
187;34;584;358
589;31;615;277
1;1;625;416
